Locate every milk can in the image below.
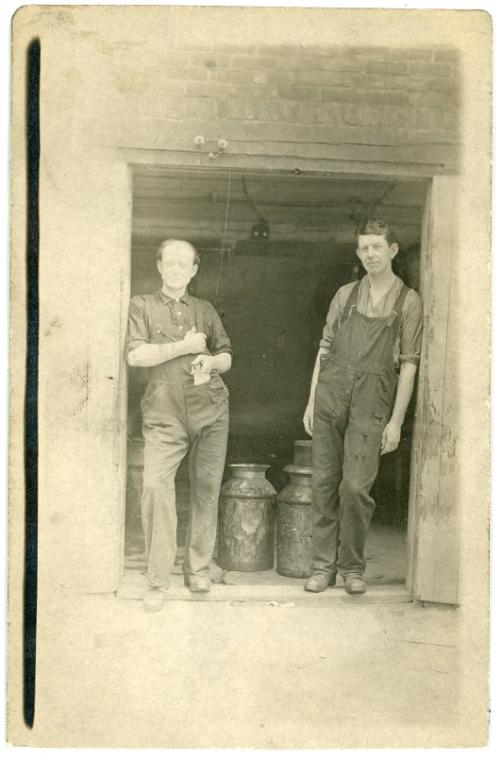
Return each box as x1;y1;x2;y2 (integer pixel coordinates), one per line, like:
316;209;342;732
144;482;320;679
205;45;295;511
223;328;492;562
218;463;276;571
276;441;313;578
292;439;313;468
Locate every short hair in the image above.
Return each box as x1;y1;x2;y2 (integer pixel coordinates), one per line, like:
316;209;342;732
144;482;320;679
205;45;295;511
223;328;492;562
356;218;399;246
156;239;200;266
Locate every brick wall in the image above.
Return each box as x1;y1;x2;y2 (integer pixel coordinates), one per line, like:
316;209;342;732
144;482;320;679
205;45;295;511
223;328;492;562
106;43;460;173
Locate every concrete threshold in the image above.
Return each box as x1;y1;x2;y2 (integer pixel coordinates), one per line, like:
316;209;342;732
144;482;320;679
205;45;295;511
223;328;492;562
117;569;412;606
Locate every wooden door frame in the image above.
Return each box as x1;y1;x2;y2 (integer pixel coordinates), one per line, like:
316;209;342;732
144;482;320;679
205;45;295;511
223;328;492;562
406;175;459;604
118;150;459;604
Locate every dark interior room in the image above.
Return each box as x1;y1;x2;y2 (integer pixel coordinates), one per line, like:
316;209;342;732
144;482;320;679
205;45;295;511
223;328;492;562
125;167;426;584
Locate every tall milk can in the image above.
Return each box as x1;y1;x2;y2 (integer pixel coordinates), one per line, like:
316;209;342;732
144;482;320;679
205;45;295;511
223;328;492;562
218;463;276;571
276;441;313;578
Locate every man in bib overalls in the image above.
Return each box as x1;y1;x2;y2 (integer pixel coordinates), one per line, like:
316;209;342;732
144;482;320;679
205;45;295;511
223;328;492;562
127;239;232;611
303;219;423;594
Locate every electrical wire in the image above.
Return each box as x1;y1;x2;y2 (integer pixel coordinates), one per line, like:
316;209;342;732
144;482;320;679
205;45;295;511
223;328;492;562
367;183;398;217
221;159;233;243
242;174;267;222
214;158;233;306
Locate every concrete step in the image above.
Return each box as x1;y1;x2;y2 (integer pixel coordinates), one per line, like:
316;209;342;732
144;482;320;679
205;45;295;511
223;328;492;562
117;569;412;605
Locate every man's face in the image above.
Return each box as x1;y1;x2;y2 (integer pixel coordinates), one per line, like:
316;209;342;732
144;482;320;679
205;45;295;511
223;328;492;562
356;233;398;276
157;243;198;291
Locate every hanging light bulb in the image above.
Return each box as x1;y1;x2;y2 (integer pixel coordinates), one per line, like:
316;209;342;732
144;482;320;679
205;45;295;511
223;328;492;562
251;218;270;240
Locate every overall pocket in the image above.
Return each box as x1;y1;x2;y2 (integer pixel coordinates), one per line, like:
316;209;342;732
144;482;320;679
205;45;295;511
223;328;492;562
206;376;229;404
373;374;397;424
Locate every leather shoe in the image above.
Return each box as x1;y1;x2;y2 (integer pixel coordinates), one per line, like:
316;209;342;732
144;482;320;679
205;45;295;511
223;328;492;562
344;574;367;595
185;575;211;593
143;585;169;613
304;573;336;593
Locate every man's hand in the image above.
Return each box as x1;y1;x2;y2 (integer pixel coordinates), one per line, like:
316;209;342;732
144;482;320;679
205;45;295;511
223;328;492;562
380;420;401;455
191;354;213;374
182;326;207;355
303;399;315;437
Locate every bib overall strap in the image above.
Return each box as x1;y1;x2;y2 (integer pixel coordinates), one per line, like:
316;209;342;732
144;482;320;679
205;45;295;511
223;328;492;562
340;280;361;325
385;283;410;327
393;283;410;315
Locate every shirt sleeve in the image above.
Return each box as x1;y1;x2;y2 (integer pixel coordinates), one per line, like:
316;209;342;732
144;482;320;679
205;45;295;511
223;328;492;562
319;283;355;351
399;289;423;365
206;304;233;356
126;296;150;356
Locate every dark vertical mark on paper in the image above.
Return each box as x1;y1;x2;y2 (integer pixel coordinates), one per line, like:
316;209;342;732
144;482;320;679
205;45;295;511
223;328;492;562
24;37;40;730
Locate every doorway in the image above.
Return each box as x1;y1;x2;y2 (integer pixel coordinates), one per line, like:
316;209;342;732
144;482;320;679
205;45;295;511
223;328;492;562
124;166;426;589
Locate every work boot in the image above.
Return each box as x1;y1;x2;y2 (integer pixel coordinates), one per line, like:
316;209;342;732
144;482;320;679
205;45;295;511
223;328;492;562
185;575;211;593
343;574;367;595
304;573;336;593
143;585;169;613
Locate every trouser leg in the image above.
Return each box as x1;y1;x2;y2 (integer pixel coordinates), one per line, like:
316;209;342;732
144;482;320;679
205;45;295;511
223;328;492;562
183;409;229;577
311;399;347;576
142;421;188;587
336;419;383;576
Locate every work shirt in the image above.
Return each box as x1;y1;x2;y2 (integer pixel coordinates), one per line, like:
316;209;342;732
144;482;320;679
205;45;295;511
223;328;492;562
127;289;232;359
127;289;232;423
319;275;423;366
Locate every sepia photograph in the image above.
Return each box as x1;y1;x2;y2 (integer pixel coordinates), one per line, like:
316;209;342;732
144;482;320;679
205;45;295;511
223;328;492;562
7;2;493;749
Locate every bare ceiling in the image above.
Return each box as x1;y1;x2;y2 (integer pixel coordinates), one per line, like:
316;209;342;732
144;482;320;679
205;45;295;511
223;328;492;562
132;166;427;251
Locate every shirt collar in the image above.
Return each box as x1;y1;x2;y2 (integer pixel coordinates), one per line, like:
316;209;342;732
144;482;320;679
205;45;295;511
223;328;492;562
363;274;402;294
157;289;191;306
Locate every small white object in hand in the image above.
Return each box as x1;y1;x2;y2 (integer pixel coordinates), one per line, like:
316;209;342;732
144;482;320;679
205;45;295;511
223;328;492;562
192;363;211;386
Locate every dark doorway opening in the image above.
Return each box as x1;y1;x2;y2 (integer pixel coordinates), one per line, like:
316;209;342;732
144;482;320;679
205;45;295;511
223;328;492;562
124;166;426;588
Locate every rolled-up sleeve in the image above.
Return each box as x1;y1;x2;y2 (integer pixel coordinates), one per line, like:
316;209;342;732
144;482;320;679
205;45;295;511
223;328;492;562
126;296;150;356
399;289;423;365
206;305;232;356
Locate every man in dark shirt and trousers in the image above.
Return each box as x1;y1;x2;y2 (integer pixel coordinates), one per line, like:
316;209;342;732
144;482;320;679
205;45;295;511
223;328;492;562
127;239;232;612
303;219;423;595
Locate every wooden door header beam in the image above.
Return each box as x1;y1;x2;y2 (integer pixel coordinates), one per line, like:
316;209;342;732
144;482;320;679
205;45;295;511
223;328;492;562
119;147;440;182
